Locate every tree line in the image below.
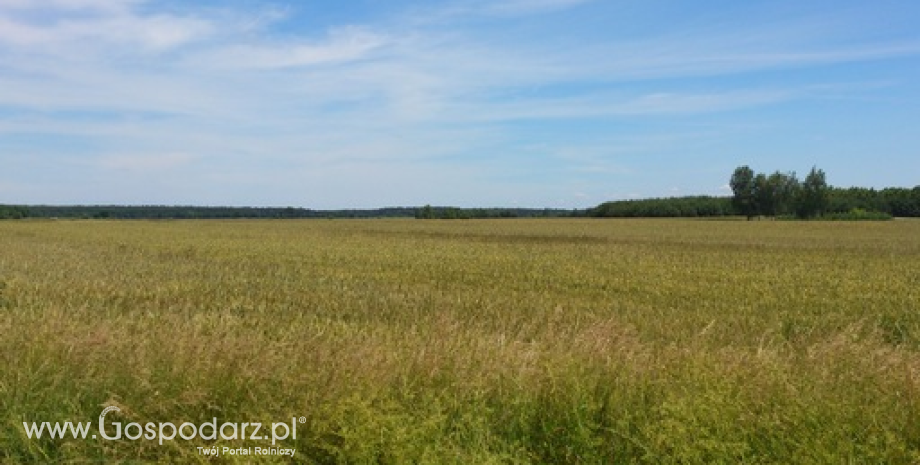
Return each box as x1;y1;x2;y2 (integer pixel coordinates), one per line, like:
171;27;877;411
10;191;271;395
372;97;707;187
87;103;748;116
414;205;579;219
588;196;733;218
2;166;917;220
828;186;920;217
0;205;419;220
0;205;583;220
590;166;919;219
0;205;28;219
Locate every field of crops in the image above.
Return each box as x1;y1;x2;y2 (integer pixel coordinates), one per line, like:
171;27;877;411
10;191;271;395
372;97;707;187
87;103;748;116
2;218;919;463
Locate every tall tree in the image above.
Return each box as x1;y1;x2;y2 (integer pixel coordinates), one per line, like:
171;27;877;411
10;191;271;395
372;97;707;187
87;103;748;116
752;171;799;218
796;166;829;218
416;205;435;219
753;173;773;217
768;171;799;217
730;166;757;220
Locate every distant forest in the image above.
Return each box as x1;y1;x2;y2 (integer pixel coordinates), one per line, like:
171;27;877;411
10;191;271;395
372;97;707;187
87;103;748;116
588;187;920;219
1;167;918;220
0;205;581;220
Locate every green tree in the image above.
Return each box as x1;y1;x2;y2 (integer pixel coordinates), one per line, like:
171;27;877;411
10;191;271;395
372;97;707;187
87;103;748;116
730;166;757;220
773;171;800;216
415;205;435;219
753;173;772;217
796;166;829;218
758;171;799;217
0;205;28;219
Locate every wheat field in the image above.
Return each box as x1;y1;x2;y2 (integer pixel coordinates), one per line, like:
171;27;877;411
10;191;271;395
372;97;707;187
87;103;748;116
2;218;919;463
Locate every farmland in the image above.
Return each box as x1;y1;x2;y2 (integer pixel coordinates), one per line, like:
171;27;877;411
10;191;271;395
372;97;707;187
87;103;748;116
2;218;920;463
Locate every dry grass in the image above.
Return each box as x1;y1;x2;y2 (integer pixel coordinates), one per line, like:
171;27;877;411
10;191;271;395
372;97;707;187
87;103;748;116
2;218;920;463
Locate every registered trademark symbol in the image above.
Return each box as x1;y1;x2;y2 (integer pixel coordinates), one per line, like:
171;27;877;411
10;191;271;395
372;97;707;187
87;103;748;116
299;416;306;424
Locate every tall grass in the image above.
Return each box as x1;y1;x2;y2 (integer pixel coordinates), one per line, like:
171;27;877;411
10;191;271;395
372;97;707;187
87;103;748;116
1;219;919;463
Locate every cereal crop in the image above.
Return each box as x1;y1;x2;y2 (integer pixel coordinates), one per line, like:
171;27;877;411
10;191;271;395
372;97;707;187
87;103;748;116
2;218;919;463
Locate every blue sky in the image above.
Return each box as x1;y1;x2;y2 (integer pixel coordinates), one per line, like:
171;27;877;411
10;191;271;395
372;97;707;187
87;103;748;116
0;0;917;208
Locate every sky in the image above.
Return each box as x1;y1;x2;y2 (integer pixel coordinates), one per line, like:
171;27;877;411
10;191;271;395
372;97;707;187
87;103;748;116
0;0;918;209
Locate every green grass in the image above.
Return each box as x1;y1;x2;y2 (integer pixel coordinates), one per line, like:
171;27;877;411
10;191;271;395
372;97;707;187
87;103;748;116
2;218;920;463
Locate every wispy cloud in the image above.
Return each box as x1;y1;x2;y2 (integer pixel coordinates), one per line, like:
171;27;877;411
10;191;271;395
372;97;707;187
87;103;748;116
435;89;795;123
0;2;212;51
200;26;388;69
0;0;138;13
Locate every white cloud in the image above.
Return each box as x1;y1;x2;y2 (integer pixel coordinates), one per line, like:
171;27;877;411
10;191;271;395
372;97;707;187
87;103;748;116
0;0;139;13
201;26;388;69
0;16;45;44
0;1;213;51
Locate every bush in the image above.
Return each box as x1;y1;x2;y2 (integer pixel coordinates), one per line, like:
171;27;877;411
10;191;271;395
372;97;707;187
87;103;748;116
823;209;893;221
